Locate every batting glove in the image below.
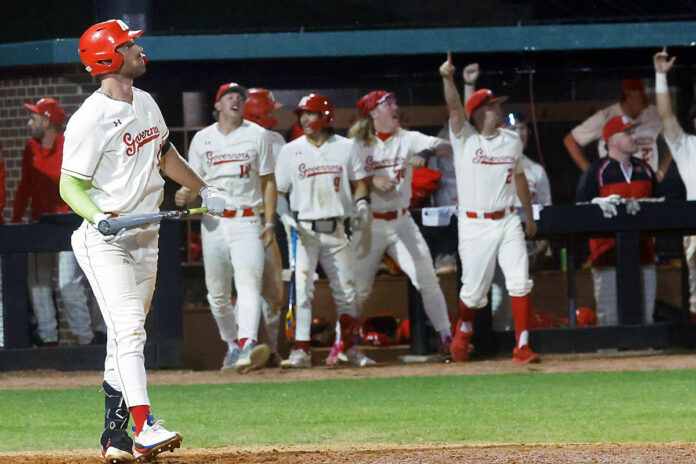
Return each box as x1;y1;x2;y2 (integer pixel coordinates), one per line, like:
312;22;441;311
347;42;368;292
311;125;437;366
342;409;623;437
200;185;226;215
91;212;126;243
279;212;298;230
591;194;621;218
624;198;641;216
350;198;371;232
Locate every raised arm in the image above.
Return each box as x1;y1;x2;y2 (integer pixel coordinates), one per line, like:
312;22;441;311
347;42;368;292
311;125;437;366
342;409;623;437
462;63;479;119
653;47;683;144
440;53;467;136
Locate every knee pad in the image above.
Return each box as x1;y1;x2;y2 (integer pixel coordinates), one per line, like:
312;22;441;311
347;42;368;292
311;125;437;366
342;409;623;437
102;381;130;432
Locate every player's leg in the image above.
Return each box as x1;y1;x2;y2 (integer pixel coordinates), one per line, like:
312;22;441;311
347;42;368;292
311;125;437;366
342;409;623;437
100;380;134;462
497;216;538;363
201;215;239;370
684;236;696;321
319;229;374;367
387;216;452;357
490;264;513;331
591;267;618;326
351;220;389;309
455;219;500;361
641;264;657;324
229;219;270;373
27;252;58;345
260;238;283;363
57;251;94;345
281;226;320;368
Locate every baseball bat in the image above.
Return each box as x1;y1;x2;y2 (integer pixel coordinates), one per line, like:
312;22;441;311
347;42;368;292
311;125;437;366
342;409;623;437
98;207;208;236
285;227;298;341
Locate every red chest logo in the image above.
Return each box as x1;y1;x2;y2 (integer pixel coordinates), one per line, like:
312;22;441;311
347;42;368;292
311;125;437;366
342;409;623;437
123;126;160;156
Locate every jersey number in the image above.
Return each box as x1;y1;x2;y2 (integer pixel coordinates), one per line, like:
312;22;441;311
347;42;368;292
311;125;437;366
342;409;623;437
505;168;513;184
333;177;341;192
239;164;251;178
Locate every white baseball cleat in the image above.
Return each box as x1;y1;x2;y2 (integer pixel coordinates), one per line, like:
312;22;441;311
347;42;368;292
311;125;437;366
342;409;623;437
342;347;376;367
102;446;134;464
220;345;241;372
280;349;312;368
133;415;182;462
235;341;271;374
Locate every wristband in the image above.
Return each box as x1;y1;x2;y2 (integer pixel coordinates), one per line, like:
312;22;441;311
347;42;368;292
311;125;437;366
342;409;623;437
264;222;275;228
655;73;668;93
464;81;476;86
355;195;371;205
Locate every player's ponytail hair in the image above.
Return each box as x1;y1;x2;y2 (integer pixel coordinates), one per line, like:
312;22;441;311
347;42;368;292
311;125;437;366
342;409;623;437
348;116;376;146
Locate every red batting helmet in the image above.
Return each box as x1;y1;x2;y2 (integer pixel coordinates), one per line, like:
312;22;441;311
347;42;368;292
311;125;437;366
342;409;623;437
79;19;144;76
576;307;598;327
244;88;283;130
293;93;334;133
360;313;399;346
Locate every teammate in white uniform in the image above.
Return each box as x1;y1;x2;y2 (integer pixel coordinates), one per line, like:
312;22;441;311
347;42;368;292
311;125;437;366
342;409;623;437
563;79;670;175
348;90;454;360
175;83;276;374
440;53;540;363
60;20;226;463
654;48;696;321
275;93;371;368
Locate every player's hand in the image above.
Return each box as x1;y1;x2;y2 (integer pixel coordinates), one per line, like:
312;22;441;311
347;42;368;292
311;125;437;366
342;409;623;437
199;185;226;215
175;186;194;207
372;175;399;192
408;156;426;168
463;62;480;85
92;212;126;243
591;194;621;218
624;198;641;215
524;218;537;239
350;198;371;232
653;47;676;74
280;213;298;230
260;223;276;248
439;52;456;78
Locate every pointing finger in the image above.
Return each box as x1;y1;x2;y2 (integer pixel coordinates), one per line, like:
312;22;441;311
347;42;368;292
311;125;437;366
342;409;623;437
447;52;452;64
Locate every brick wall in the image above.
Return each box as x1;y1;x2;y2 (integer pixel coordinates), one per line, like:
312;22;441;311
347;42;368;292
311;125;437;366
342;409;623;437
0;64;98;223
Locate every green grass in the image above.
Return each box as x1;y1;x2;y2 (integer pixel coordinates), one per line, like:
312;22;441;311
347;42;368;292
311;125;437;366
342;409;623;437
1;370;696;452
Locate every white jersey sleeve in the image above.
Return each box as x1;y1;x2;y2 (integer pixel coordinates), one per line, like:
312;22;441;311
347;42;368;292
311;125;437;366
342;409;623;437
665;129;696;200
570;104;615;147
403;130;444;155
267;130;286;164
62;108;107;180
348;141;367;181
258;130;276;176
274;144;292;194
536;166;552;205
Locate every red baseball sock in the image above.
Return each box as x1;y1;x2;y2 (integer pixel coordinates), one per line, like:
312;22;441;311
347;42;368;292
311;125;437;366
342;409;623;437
294;341;310;352
238;338;248;349
511;295;531;346
457;300;476;334
130;405;151;435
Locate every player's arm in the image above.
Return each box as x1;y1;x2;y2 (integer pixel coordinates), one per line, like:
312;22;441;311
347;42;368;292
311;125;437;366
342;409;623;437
515;169;537;238
260;173;277;247
653;47;684;145
59;174;101;223
440;53;467;136
656;145;672;182
563;132;591;172
462;63;479;120
350;178;369;201
160;142;206;193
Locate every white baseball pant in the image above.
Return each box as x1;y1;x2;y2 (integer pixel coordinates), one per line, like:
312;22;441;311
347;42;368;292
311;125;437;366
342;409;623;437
259;238;283;352
72;221;159;407
294;220;357;342
684;236;696;315
591;265;657;326
458;213;533;308
352;213;451;332
201;214;264;344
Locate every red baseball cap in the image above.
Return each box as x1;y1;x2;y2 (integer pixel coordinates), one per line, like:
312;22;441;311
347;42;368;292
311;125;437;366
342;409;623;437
466;88;507;117
602;115;638;141
215;82;249;102
356;90;395;116
24;98;67;126
622;79;645;93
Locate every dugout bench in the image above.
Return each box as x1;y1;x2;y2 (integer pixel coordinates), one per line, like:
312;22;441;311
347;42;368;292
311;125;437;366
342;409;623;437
0;214;183;371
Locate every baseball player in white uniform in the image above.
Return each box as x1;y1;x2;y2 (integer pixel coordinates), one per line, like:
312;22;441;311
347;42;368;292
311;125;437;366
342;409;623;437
60;20;226;463
563;79;670;176
440;53;540;363
348;90;454;360
275;93;372;368
175;83;276;374
654;48;696;321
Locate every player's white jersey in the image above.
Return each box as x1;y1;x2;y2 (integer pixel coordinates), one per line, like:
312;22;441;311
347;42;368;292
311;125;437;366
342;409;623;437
62;88;167;215
451;123;524;212
571;103;663;171
267;130;286;164
665;130;696;200
275;134;365;220
515;155;552;207
353;128;444;213
187;120;275;210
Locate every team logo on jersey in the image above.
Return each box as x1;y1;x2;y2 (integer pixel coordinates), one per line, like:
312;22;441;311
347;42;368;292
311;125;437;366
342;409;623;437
364;155;404;172
472;148;515;165
205;151;251;166
123;126;160;157
298;163;343;179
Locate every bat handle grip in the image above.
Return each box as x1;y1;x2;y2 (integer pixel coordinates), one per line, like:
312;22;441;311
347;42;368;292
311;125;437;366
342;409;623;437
97;219;112;235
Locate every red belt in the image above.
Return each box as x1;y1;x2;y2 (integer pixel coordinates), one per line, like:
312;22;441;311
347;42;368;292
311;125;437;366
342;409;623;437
465;206;514;220
373;208;407;220
222;208;255;218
